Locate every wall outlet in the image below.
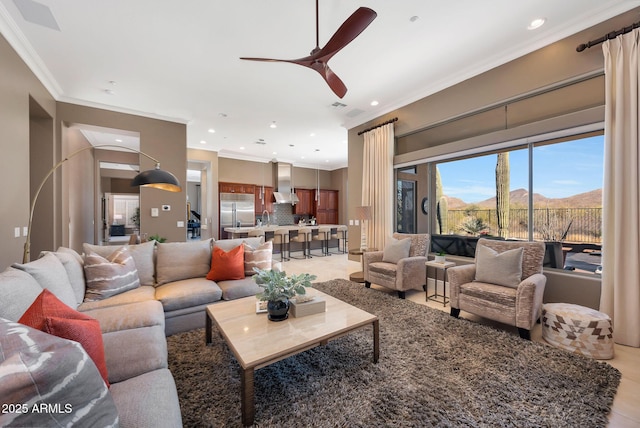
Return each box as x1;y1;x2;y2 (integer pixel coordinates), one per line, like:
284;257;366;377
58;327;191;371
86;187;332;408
151;208;159;217
162;205;171;211
177;221;184;228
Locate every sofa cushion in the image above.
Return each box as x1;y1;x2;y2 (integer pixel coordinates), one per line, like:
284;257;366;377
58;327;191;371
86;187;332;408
156;239;212;285
109;369;182;428
84;241;156;286
82;300;165;334
474;244;524;288
0;267;43;322
78;285;156;312
12;252;77;309
155;277;222;312
214;236;262;252
0;318;119;428
461;281;517;307
244;241;273;276
50;248;86;305
369;261;398;277
382;237;411;263
217;277;262;300
207;244;245;281
84;247;141;301
18;289;110;386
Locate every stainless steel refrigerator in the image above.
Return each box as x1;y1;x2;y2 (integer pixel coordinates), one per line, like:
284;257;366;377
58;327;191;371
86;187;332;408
220;193;255;238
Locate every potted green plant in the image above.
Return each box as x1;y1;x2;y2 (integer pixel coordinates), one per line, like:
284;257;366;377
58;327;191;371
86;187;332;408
435;251;446;263
253;268;317;321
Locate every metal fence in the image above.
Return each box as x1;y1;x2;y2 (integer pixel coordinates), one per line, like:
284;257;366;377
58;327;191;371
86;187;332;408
446;208;602;244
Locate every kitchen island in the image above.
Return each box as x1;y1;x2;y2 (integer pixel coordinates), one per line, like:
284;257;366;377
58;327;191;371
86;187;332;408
224;224;346;257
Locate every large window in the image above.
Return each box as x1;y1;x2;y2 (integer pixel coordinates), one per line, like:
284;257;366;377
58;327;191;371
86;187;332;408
398;131;604;274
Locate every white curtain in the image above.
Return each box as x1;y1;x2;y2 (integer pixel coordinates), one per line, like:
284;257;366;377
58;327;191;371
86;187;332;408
362;123;394;251
601;29;640;348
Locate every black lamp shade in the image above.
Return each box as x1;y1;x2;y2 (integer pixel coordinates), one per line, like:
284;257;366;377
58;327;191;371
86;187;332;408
132;167;182;192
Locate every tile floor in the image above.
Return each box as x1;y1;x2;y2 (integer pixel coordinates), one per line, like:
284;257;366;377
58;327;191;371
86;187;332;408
281;253;640;427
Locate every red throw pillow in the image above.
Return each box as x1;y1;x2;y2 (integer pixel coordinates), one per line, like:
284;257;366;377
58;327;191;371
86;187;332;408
19;289;110;387
206;245;245;281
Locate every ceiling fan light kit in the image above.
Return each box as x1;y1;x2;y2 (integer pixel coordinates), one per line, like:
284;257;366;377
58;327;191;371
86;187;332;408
240;1;377;98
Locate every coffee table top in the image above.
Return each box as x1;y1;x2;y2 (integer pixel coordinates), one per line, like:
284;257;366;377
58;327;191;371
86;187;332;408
206;288;377;370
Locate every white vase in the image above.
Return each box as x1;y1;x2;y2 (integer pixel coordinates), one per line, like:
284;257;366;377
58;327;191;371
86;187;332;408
435;255;446;263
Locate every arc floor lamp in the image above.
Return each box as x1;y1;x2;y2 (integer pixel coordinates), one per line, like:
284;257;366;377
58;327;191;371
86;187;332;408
23;144;182;263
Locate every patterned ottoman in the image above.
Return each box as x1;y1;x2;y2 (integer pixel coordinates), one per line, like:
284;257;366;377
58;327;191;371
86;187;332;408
541;303;614;359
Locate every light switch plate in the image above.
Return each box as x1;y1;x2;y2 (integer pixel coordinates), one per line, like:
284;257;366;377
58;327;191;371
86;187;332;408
14;227;20;238
177;221;184;227
151;208;159;217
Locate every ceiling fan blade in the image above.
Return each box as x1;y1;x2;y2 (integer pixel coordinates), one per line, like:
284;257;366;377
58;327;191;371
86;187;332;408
310;61;347;98
314;7;377;62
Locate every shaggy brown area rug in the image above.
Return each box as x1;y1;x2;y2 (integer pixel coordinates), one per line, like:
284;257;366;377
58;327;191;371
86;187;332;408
168;279;620;427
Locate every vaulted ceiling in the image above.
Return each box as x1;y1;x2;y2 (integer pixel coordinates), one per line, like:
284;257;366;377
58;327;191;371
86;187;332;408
1;0;638;170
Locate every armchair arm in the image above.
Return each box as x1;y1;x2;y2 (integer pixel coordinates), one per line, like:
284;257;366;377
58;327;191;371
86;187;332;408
395;256;427;291
515;273;547;330
447;264;476;308
363;251;383;279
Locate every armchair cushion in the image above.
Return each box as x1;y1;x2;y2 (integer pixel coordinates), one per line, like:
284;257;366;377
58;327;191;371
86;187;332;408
382;237;411;263
474;244;523;288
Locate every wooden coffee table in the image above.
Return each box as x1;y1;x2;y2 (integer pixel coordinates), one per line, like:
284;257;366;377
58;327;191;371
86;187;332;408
205;289;379;426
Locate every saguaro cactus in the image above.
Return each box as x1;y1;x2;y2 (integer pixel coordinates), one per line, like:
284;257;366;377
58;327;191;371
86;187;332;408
496;152;510;238
435;167;448;234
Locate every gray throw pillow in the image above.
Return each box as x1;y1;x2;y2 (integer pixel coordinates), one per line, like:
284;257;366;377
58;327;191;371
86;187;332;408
83;241;156;286
49;249;85;306
12;252;77;308
84;247;141;301
474;244;524;288
0;268;43;321
0;317;119;427
382;237;411;264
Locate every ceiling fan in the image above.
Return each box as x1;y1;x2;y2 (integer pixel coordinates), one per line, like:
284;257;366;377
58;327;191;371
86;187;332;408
240;1;377;98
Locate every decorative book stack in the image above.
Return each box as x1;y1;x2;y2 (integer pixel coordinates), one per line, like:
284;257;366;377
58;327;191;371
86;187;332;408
290;297;326;317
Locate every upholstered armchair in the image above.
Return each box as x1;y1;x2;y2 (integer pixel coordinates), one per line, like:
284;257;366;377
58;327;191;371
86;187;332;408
363;233;430;299
448;238;547;340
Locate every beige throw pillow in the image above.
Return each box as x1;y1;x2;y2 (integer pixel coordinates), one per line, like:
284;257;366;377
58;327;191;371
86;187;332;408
382;237;411;264
474;244;524;288
156;239;212;285
244;241;273;276
12;252;77;309
84;247;141;301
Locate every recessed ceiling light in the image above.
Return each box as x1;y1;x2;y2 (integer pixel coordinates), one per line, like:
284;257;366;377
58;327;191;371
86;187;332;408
325;160;329;163
528;18;546;30
240;146;245;150
409;15;419;23
219;113;227;118
200;140;207;144
208;128;215;133
115;138;123;143
103;89;115;95
270;121;277;128
310;133;316;137
370;100;379;106
301;156;305;159
272;151;277;155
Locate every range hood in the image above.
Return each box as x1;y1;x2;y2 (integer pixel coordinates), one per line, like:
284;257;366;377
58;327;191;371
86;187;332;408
272;162;299;204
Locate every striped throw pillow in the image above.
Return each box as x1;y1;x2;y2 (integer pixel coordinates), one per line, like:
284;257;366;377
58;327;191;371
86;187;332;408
244;241;273;276
84;247;140;301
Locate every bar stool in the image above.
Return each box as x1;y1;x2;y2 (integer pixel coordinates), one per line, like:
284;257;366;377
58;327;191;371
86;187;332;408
328;227;342;254
273;229;290;262
289;227;312;259
337;225;348;253
248;229;265;241
311;226;331;257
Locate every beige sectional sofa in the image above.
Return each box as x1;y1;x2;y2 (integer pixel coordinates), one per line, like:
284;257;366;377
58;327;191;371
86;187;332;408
0;236;273;427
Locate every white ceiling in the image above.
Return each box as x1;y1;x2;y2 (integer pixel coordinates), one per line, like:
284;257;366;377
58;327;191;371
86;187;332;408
1;0;639;170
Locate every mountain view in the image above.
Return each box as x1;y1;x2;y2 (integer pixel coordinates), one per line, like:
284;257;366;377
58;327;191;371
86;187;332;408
446;188;602;210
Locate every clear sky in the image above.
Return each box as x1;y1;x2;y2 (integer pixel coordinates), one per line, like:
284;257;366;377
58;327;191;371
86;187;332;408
438;135;604;203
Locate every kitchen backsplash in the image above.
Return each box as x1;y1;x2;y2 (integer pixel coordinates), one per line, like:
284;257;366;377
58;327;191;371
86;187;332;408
271;203;294;226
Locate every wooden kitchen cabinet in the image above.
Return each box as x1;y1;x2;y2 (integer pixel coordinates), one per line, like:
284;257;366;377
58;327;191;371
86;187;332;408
254;186;274;214
293;189;315;215
219;182;255;194
314;189;339;224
